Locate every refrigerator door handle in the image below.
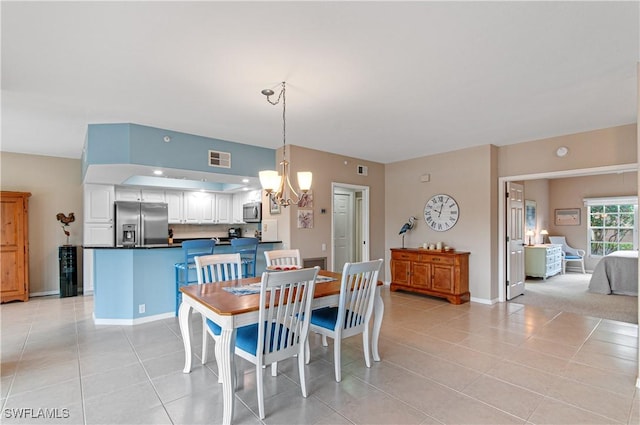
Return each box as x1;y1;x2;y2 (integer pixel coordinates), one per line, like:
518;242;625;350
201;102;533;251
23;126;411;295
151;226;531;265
140;214;145;245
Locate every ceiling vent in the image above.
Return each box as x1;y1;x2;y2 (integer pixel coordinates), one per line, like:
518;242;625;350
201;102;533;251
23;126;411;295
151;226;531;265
208;150;231;169
356;165;368;176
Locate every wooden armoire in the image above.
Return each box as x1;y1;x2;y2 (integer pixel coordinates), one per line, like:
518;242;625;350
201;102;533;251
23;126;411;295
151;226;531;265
1;191;31;303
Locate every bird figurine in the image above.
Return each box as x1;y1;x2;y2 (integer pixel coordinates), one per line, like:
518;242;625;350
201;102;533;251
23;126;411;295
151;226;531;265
398;216;416;248
56;212;75;244
56;212;75;225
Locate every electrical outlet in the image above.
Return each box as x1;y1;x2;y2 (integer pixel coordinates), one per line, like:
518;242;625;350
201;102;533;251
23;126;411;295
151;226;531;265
138;304;145;314
321;243;326;251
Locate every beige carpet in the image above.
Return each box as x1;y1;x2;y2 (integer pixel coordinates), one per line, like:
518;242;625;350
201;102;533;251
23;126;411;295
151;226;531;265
510;272;638;324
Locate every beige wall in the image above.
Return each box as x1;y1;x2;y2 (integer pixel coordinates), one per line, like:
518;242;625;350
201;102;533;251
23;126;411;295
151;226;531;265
2;123;637;301
385;145;496;301
275;145;386;274
1;152;83;295
549;171;637;271
523;179;551;243
498;124;637;177
384;124;637;303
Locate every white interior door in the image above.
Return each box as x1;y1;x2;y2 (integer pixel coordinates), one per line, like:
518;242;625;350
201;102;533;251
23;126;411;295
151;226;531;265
333;191;352;272
507;182;526;300
332;183;370;272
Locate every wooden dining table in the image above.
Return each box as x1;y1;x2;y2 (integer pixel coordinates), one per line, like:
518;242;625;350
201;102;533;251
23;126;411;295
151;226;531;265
178;270;384;425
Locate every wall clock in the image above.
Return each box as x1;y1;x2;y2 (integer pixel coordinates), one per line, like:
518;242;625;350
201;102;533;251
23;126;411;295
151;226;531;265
423;194;460;232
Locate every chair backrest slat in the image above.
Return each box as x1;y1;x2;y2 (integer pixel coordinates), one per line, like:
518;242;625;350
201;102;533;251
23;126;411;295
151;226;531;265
264;249;302;267
257;267;319;362
195;253;243;284
336;259;383;332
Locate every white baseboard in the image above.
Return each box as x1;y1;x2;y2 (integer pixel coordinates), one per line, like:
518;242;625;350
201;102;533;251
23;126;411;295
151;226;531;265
470;296;496;305
93;312;175;326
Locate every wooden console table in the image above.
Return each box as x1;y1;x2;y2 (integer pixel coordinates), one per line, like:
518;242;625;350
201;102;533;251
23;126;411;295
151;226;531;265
390;248;470;304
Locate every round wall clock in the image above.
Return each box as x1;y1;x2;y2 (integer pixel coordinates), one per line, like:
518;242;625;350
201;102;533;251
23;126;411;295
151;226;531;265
423;194;460;232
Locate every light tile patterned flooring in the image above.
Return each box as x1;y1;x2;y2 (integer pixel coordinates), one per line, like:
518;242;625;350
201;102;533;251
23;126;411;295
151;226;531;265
1;287;639;424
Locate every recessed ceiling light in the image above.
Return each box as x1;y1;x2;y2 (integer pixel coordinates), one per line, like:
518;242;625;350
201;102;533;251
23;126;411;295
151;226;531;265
556;146;569;157
242;178;249;183
153;170;163;175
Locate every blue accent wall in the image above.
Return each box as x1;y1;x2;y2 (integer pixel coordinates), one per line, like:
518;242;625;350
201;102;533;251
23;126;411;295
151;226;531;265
84;123;275;179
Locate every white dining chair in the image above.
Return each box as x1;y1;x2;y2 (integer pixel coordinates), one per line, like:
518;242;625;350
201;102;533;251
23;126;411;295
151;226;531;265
264;249;301;267
195;253;243;383
234;266;319;419
305;259;383;382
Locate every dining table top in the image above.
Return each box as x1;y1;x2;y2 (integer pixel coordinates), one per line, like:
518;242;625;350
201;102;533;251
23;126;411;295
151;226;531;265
180;270;350;316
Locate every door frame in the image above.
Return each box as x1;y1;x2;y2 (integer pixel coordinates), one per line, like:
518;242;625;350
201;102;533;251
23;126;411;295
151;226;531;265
497;163;637;302
331;182;370;272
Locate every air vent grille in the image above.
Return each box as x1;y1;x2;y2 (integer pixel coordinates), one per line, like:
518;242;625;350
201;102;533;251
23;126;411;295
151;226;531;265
208;150;231;168
357;165;368;176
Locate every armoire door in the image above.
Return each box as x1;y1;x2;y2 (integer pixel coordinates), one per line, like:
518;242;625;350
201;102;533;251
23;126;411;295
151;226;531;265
1;191;31;303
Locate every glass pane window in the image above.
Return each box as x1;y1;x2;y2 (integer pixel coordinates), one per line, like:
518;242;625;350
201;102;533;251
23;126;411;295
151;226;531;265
586;198;638;257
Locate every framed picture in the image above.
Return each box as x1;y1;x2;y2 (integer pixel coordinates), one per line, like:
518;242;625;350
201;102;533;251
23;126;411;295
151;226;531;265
269;196;280;215
297;191;313;208
297;210;313;229
555;208;581;226
525;200;536;230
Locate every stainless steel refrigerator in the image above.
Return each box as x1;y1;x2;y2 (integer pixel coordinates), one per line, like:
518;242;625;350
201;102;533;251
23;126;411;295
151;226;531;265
114;201;169;246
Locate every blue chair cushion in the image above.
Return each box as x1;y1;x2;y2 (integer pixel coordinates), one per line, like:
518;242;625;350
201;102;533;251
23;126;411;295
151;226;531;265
206;319;222;336
236;322;293;355
565;255;581;259
311;307;364;330
310;307;339;330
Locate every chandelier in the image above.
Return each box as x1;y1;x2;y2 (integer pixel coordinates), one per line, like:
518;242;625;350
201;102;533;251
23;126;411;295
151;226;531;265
259;81;312;207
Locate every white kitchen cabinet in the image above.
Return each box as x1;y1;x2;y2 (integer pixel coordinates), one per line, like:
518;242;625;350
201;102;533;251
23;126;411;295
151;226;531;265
115;187;140;201
141;190;165;202
84;223;114;246
83;248;94;294
183;192;215;224
165;191;184;224
215;194;233;224
84;184;114;223
201;194;216;224
115;187;165;202
168;190;234;224
232;192;248;223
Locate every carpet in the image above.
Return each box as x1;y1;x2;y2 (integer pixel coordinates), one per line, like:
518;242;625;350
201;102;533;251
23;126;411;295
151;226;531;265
510;272;638;324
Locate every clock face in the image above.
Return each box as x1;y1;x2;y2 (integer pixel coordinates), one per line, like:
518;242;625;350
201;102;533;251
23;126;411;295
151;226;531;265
424;194;459;232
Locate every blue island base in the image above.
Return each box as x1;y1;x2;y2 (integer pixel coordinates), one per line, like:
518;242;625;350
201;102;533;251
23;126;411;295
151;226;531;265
92;243;279;325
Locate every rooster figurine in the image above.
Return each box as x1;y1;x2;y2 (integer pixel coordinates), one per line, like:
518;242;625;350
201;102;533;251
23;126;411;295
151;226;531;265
56;212;75;244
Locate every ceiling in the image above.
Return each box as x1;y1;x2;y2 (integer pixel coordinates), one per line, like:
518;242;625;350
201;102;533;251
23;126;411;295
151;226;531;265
2;1;638;164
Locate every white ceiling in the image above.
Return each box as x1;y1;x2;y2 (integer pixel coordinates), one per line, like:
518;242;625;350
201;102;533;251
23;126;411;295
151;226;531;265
2;1;638;164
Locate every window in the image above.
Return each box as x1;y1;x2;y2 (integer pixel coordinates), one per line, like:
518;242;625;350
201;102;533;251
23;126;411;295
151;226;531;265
585;196;638;256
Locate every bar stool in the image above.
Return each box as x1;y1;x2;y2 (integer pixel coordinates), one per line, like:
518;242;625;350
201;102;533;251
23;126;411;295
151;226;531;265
175;239;216;315
230;237;259;278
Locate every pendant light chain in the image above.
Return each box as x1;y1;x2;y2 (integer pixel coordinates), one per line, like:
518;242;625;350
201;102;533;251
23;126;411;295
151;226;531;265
259;81;312;207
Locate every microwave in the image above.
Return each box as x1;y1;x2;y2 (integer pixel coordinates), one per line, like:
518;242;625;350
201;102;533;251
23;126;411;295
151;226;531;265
242;202;262;223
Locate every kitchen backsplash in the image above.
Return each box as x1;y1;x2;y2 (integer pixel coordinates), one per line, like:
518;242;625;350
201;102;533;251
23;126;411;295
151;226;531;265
170;223;259;239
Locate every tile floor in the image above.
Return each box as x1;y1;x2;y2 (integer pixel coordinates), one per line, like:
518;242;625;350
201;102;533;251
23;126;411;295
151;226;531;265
1;287;639;424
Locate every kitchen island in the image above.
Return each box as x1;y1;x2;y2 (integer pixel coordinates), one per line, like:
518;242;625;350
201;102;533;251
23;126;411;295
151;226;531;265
85;240;281;325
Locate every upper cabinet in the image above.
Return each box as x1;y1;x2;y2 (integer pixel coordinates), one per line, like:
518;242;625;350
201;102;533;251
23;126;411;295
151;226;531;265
84;184;114;223
216;194;233;224
84;184;115;246
180;192;232;225
165;191;184;224
115;188;165;202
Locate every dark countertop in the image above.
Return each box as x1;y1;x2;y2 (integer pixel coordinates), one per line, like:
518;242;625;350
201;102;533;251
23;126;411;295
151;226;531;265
83;240;282;249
